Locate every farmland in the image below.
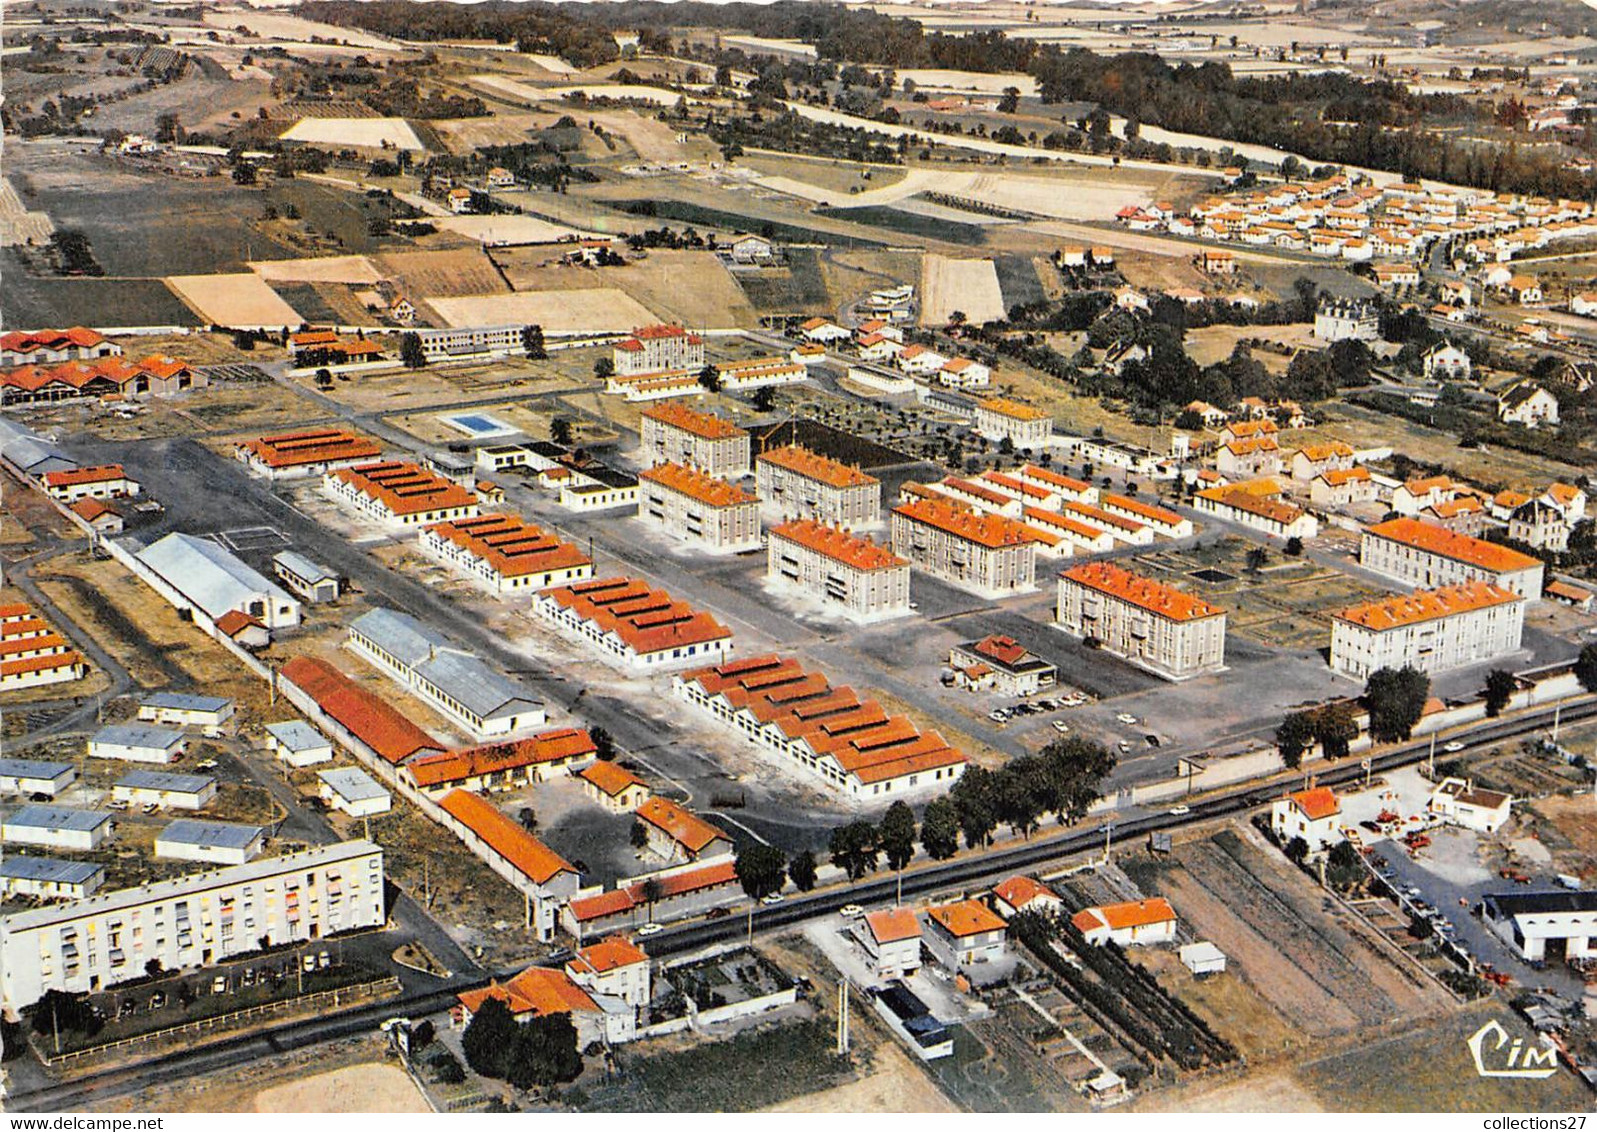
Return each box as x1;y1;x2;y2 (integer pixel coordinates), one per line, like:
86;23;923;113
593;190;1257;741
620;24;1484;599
427;288;658;333
491;247;755;328
920;253;1007;326
166;273;303;328
278;118;426;151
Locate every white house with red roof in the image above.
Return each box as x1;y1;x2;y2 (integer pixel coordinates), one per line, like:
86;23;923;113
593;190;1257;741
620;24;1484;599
991;875;1063;919
1270;785;1343;855
856;907;923;979
1072;898;1177;947
612;324;705;377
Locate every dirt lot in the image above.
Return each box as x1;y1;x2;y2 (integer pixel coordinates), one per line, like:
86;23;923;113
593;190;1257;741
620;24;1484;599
254;1062;429;1113
920;253;1006;326
167;272;303;327
427;287;658;333
375;248;510;300
491;247;755;329
296;355;583;414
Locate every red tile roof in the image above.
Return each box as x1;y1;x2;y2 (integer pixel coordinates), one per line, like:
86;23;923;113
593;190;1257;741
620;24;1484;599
1071;897;1176;934
769;519;905;571
424;513;590;579
407;728;597;789
1287;785;1340;821
279;656;440;764
759;445;876;489
458;965;596;1019
42;464;129;488
1061;561;1224;622
1365;517;1540;575
578;760;646;797
927;899;1006;938
893;496;1035;549
634;797;727;854
677;654;967;786
641;402;746;440
568;935;648;975
439;789;575;885
239;428;381;469
329;460;477;516
992;875;1057;911
1;327;107;352
1336;581;1521;631
538;576;731;657
640;462;756;507
864;907;921;944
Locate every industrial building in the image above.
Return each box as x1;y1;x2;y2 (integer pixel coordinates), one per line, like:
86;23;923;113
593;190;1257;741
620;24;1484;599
135;532;302;630
154;820;266;865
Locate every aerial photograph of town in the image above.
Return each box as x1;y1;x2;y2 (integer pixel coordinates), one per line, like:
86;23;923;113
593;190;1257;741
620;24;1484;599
1;0;1596;1119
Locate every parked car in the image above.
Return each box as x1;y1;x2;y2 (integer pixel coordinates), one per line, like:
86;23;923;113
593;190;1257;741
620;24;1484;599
760;893;784;906
1167;805;1191;816
318;950;330;969
1052;720;1071;734
1442;741;1465;753
839;904;865;919
302;954;317;973
211;976;227;994
196;759;219;771
1116;713;1138;725
637;922;665;937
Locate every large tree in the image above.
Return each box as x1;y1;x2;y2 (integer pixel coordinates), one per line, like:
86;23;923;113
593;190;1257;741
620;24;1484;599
1365;665;1430;743
734;842;787;900
829;820;879;880
787;848;817;892
461;997;517;1079
877;801;917;871
950;766;999;849
1312;701;1358;760
1275;710;1315;770
399;331;426;369
1575;642;1597;693
505;1014;583;1092
1483;669;1516;718
1037;735;1116;823
919;795;960;860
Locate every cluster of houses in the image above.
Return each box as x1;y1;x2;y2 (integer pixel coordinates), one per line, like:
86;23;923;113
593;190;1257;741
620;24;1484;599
800;315;993;392
603;324;807;402
1124;173;1597;273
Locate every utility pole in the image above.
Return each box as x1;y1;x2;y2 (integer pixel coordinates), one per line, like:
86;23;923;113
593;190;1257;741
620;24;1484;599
1103;819;1114;863
1552;702;1562;745
836;981;850;1056
1428;732;1436;778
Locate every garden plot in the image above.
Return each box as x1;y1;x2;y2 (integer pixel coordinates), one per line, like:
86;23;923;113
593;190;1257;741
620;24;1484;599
279;117;426;151
920;253;1005;326
250;255;383;285
427;288;657;333
166;273;302;329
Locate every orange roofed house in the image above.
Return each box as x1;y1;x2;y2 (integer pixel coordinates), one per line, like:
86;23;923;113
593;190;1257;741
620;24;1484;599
891;496;1038;599
947;635;1056;697
640;403;750;478
1072;898;1177;947
1270;785;1343;856
923;899;1008;972
533;576;732;673
578;760;651;813
638;462;762;553
856;907;922;979
0;327;121;367
323;460;480;528
633;796;732;864
756;444;881;528
454;935;650;1044
766;519;911;623
991;875;1063;919
1361;517;1544;601
41;464;140;504
405;727;598;795
673;654;967;799
1057;561;1227;681
561;860;741;940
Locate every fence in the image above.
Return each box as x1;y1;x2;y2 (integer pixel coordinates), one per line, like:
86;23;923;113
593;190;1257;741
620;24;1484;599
39;976;401;1066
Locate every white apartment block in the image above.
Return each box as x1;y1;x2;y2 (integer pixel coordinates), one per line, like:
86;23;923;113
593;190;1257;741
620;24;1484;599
638;463;762;552
974;399;1052;448
756;445;881;527
639;403;750;478
1361;517;1544;600
612;324;705;377
1329;581;1525;681
890;497;1037;598
0;840;385;1010
1056;561;1226;680
767;519;911;622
